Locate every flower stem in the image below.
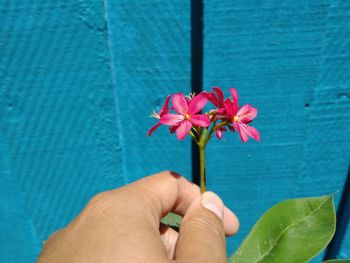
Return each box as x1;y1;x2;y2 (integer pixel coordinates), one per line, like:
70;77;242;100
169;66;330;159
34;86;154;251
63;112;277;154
193;127;207;192
199;145;206;193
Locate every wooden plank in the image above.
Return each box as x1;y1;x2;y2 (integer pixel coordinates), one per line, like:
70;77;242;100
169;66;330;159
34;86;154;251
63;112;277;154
0;1;124;259
319;1;350;259
0;135;41;262
203;0;350;259
104;0;191;182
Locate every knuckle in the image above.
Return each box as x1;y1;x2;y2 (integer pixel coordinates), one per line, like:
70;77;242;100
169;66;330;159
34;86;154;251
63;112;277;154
90;191;111;205
86;191;115;214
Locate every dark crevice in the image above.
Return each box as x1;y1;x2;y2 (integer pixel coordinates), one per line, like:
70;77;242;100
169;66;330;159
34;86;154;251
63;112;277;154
190;0;203;186
324;163;350;259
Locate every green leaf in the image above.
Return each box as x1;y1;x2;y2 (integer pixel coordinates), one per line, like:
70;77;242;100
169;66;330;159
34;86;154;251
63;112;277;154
229;196;336;263
323;260;350;263
161;212;182;232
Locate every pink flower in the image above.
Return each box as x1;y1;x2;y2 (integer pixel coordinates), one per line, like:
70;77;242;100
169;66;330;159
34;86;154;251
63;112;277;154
206;87;228;139
215;126;227;140
206;86;225;108
224;88;260;143
148;95;171;136
160;93;210;140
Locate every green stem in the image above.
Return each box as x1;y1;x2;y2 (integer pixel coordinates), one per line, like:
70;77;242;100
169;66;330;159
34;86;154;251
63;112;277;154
192;127;207;192
199;145;206;193
206;125;216;144
189;130;199;143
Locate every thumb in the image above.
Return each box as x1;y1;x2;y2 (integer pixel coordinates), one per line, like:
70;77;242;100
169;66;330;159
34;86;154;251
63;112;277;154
175;191;227;263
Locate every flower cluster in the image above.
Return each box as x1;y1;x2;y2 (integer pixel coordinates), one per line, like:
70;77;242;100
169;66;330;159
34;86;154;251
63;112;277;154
148;87;260;144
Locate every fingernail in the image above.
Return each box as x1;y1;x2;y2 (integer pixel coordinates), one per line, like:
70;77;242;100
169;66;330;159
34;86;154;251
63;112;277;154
201;191;224;220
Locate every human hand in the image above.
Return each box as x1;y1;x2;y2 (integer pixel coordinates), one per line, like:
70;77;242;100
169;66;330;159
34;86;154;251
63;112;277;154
37;171;239;263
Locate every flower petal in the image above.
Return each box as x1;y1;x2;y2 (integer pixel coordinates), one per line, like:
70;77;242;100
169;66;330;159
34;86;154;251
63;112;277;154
215;126;226;140
160;114;184;126
217;107;226;114
237;104;257;122
224;98;235;116
236;123;260;142
169;123;180;134
213;86;224;106
230;88;239;113
188;93;208;114
236;123;249;143
172;93;188;115
148;123;161;136
158;95;171;116
176;120;192;140
216;128;223;140
245;125;261;141
206;92;219;107
190;114;210;127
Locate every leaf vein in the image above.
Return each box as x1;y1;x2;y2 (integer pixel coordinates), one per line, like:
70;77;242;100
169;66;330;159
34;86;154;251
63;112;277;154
256;197;331;262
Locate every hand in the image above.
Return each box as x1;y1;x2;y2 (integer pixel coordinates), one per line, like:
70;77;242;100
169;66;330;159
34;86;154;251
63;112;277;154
37;171;239;263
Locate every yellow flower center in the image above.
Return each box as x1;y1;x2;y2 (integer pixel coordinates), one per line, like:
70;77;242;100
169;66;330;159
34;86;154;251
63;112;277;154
233;116;239;122
184;113;191;120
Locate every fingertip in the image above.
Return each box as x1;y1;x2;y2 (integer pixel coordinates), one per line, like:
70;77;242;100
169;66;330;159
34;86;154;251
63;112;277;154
201;191;224;220
199;191;239;236
223;205;239;236
175;191;227;262
200;192;239;236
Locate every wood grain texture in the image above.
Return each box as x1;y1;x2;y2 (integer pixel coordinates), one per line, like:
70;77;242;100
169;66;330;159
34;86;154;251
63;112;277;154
203;0;350;259
0;0;191;261
0;0;349;261
104;0;191;182
321;1;350;258
0;1;124;260
0;135;41;262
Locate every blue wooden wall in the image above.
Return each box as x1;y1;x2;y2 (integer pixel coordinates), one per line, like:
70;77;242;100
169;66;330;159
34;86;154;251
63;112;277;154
0;1;349;262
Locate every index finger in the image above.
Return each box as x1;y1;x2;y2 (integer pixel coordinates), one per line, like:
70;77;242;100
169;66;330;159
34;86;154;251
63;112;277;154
119;171;239;236
125;171;200;222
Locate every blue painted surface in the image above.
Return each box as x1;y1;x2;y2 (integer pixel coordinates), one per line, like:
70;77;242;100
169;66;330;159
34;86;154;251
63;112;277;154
0;0;349;262
203;0;350;259
0;135;41;262
104;0;191;182
0;0;125;260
